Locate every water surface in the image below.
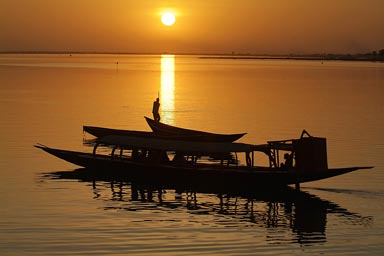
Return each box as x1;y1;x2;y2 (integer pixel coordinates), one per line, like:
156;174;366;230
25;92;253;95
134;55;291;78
0;54;383;255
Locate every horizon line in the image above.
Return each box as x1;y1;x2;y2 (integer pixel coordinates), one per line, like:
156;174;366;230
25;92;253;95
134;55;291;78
0;50;381;57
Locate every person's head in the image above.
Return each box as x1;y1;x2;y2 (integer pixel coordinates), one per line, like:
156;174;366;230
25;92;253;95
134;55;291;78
156;98;159;102
284;153;289;159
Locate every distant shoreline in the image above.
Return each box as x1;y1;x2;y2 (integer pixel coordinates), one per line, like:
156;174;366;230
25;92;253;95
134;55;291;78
0;51;383;62
198;56;383;62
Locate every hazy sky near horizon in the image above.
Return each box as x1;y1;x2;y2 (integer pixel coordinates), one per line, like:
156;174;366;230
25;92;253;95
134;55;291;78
1;0;383;54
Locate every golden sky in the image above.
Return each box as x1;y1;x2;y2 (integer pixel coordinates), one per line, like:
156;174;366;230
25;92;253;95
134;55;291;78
1;0;383;54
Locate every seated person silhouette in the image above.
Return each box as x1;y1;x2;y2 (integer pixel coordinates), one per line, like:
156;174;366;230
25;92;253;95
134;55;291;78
173;152;187;165
281;153;293;170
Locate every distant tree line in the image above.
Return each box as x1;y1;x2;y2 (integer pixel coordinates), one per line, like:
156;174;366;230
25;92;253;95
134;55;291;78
322;49;384;62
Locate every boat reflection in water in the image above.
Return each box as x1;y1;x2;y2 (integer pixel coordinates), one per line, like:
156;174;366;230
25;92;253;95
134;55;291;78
160;54;175;124
45;168;372;245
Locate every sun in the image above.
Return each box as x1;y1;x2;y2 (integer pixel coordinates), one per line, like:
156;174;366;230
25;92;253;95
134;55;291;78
161;12;176;26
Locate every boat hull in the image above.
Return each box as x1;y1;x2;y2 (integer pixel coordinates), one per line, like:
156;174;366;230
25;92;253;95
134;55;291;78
84;125;244;142
144;116;246;142
35;145;371;188
84;126;153;138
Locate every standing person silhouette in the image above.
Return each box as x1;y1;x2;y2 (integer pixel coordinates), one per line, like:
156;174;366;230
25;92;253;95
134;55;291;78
152;98;161;122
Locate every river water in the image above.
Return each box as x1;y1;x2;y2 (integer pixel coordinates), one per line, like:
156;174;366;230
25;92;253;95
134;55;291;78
0;54;383;255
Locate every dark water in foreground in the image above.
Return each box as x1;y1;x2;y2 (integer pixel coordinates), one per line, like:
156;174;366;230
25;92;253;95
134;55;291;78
0;54;383;255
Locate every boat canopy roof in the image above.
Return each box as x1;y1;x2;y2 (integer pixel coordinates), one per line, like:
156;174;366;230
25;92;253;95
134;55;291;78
97;135;256;154
250;143;294;153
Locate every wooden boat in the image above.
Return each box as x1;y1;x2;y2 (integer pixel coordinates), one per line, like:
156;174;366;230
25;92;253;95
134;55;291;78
84;125;244;142
35;131;372;189
144;116;246;142
84;126;153;138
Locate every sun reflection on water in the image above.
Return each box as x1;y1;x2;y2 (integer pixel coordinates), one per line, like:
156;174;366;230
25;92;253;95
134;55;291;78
160;54;175;124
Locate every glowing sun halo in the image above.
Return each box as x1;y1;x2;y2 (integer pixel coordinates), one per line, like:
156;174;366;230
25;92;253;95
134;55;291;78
161;12;176;26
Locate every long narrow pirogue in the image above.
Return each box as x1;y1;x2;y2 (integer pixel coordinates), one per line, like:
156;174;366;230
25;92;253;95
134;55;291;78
35;130;372;189
144;116;247;142
83;124;245;143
